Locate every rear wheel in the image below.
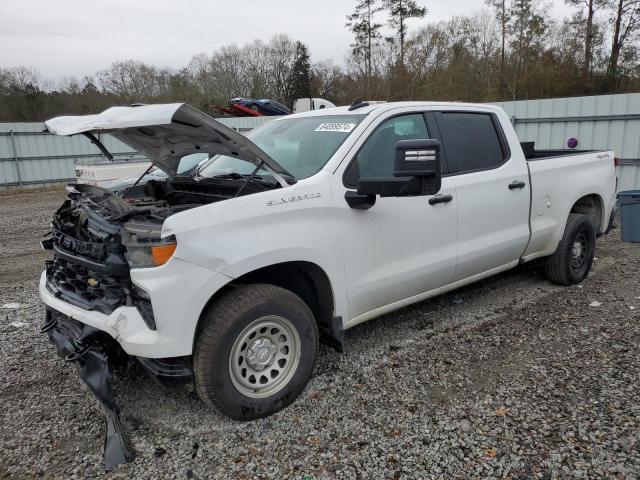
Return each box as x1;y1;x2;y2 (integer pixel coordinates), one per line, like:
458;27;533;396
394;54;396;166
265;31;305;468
194;284;318;420
544;213;596;285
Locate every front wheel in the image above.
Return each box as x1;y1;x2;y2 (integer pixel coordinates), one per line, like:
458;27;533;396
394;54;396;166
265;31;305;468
544;213;596;285
194;284;318;420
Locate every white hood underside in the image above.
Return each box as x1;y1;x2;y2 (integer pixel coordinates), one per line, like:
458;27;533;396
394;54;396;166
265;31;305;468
45;103;290;178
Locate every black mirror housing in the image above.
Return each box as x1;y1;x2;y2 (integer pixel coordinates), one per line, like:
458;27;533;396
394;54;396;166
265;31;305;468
347;139;443;208
353;139;442;202
393;139;442;196
394;139;441;178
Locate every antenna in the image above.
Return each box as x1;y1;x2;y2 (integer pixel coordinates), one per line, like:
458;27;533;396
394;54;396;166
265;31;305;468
348;98;370;111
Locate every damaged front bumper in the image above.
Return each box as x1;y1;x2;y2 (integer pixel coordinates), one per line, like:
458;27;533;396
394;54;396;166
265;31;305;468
40;270;161;356
43;308;136;470
39;255;232;359
39;231;231;468
42;308;193;469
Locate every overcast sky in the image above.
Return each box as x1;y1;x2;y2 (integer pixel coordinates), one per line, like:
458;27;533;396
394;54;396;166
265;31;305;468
1;0;573;82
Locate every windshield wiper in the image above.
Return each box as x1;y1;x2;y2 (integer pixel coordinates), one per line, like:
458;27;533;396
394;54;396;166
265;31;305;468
211;172;263;180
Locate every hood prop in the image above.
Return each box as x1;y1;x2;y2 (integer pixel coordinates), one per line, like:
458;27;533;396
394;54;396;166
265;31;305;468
81;132;114;161
234;160;265;198
121;163;155;199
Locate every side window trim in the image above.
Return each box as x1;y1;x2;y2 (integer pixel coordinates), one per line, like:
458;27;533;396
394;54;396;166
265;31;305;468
423;111;450;175
433;111;512;176
492;114;511;160
342;112;431;188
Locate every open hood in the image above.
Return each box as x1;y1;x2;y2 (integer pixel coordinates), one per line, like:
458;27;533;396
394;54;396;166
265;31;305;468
45;103;291;178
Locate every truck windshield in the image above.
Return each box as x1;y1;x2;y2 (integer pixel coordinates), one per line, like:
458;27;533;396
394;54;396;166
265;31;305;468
198;115;364;180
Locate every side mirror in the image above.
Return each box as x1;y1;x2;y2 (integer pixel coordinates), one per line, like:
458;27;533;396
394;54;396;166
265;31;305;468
394;139;441;183
354;139;442;200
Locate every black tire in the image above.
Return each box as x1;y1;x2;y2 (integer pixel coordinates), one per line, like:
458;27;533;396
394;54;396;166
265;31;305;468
544;213;596;285
194;284;318;420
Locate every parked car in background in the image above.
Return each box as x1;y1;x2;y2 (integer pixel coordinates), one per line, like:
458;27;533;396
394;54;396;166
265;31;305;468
214;97;336;117
214;97;291;116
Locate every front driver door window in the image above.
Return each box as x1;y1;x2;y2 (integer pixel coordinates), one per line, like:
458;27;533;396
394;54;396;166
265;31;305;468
345;114;429;184
337;113;459;322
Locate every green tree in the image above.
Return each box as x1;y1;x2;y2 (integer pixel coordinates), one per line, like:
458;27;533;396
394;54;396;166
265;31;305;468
383;0;426;98
383;0;427;66
288;41;312;106
346;0;383;96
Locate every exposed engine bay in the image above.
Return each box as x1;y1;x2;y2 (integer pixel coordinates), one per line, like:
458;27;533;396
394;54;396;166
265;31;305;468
43;176;280;324
64;174;280;224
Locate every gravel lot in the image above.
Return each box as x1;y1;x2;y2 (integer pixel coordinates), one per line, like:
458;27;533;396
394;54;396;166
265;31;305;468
1;187;639;479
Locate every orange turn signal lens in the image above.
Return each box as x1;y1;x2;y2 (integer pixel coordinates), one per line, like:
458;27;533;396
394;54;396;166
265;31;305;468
151;242;177;266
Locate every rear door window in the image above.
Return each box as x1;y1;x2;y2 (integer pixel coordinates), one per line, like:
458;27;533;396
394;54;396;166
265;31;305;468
434;112;507;174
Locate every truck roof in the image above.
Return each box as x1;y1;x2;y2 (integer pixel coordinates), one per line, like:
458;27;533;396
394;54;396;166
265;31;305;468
284;101;503;120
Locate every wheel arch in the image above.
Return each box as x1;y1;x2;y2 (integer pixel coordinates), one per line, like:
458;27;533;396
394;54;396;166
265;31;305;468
569;193;604;233
194;261;344;353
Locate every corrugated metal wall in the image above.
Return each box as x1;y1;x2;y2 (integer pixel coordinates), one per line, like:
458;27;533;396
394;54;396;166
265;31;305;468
2;94;640;189
0;117;274;187
493;93;640;192
0;123;146;186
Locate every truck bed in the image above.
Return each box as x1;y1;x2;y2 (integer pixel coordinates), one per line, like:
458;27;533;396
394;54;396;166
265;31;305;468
521;141;599;161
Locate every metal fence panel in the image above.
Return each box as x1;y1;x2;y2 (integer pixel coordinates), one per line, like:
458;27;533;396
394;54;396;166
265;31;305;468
0;117;276;187
493;93;640;192
2;95;640;188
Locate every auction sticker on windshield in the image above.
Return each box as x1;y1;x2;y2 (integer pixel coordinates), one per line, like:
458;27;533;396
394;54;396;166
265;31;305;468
315;123;357;133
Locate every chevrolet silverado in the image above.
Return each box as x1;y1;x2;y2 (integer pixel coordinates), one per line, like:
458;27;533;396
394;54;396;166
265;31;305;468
39;100;616;467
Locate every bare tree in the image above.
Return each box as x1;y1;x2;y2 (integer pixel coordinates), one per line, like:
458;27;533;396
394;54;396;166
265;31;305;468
606;0;640;88
565;0;609;90
0;67;44;92
3;11;640;123
98;60;170;102
486;0;510;88
267;34;298;103
311;60;346;101
508;0;548;98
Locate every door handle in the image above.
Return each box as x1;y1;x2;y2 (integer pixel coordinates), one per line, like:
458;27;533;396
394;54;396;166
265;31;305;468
428;194;453;205
508;180;526;190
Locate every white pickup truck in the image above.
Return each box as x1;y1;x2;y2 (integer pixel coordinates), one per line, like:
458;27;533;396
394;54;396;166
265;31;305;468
40;101;616;441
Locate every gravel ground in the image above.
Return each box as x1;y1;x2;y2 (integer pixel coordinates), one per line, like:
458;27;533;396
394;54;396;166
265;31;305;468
1;187;639;479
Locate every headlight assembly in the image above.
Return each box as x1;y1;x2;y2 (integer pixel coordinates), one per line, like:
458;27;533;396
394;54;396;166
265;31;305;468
121;222;176;268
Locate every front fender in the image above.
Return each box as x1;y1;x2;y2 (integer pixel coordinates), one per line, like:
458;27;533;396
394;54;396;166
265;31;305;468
218;247;348;322
163;172;350;323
